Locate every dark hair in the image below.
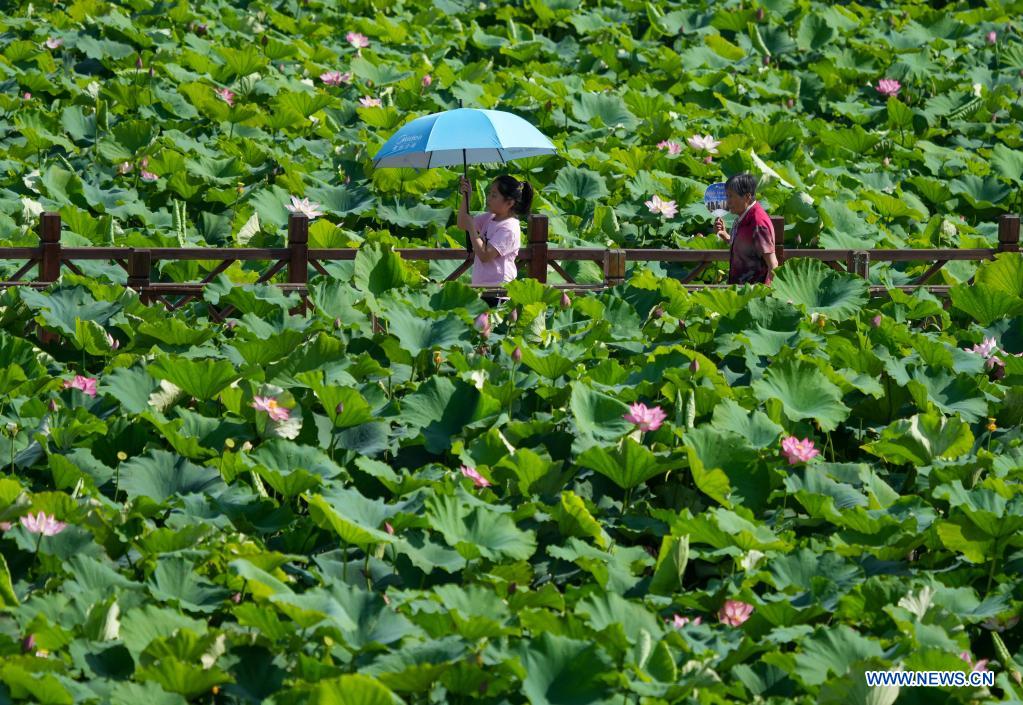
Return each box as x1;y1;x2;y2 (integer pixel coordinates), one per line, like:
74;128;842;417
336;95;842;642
725;173;757;199
493;175;534;217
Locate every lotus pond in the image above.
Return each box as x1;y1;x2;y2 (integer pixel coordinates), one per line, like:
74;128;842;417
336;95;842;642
2;0;1023;704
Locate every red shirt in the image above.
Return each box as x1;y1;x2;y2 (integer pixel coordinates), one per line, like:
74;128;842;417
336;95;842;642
727;202;775;285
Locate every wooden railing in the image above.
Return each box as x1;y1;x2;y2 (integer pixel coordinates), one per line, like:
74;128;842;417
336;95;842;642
1;212;1020;312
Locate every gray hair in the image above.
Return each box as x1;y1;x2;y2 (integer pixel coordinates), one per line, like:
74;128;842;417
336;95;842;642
725;173;757;199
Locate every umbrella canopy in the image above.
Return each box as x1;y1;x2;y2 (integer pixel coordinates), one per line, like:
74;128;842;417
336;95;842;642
372;108;557;169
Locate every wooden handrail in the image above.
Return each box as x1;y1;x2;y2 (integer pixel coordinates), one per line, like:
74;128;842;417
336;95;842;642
0;213;1019;307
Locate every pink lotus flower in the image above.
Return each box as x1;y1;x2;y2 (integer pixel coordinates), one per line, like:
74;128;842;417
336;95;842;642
875;79;901;96
23;92;31;100
970;337;998;358
960;651;989;672
320;71;350;86
0;522;12;531
781;436;819;465
718;600;753;627
44;38;63;50
346;32;370;48
624;403;667;432
474;312;491;337
460;465;492;488
671;614;701;628
140;169;158;182
687;134;720;154
251;396;290;422
64;375;98;397
657;140;682;155
215;87;235;106
359;96;382;108
118;161;133;175
986;31;997;44
703;155;713;164
106;333;119;350
645;194;678;219
20;511;67;536
285;196;325;219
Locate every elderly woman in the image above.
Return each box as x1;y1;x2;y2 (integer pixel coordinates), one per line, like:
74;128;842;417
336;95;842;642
714;173;779;285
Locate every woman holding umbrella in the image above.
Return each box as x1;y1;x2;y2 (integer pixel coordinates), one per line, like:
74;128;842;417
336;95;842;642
457;174;534;296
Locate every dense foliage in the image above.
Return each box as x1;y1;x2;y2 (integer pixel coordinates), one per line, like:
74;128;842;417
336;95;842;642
2;0;1023;704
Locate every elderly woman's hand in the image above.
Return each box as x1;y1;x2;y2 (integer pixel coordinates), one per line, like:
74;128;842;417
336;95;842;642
715;217;728;242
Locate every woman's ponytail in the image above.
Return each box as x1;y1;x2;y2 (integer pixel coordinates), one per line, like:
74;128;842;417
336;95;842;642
494;174;534;218
516;180;534;217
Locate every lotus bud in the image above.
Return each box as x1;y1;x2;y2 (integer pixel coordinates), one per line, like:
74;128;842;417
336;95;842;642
652;307;664;319
756;7;765;21
335;403;344;415
704;155;713;164
678;320;686;330
261;35;269;46
384;521;394;535
22;634;36;653
689;358;699;373
560;292;571;309
762;55;770;66
510;307;519;322
787;98;795;109
135;55;143;69
507;582;517;595
231;592;242;604
422;74;432;87
433;350;442;366
334;317;342;329
512;346;522;363
48;399;58;412
871;314;882;328
225;320;237;330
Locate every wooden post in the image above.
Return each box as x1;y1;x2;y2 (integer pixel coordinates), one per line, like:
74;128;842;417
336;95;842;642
847;250;870;278
39;212;62;283
771;215;785;264
288;213;309;284
604;249;626;287
997;214;1020;253
128;249;152;303
527;214;548;283
288;213;309;315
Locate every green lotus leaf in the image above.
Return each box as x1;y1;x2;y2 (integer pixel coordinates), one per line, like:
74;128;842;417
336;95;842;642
948;282;1023;326
400;377;500;453
950;175;1011;209
426;492;536;562
863;412;973;466
119;449;227;502
770;259;865;320
576;437;669;490
751;359;850;431
570;382;633;442
309;674;403;705
382;305;468;357
136;658;232;700
570;93;639;130
516;632;615;705
792;626;884;687
147;355;239;401
990;144;1023;184
147;556;231;613
973;253;1023;298
306;489;398;548
354;242;416;296
364;638;464;693
549;166;609;201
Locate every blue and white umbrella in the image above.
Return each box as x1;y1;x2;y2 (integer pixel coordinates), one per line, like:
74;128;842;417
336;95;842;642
372;108;557;251
372;107;557;171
